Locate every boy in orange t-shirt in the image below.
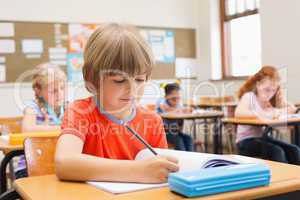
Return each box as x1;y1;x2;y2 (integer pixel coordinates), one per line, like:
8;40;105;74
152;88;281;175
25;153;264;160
55;23;179;183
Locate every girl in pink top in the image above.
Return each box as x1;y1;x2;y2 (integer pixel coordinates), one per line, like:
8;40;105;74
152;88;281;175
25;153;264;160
235;66;300;164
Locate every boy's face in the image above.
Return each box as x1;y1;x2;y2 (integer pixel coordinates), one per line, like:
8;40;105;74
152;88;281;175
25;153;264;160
166;90;181;107
99;73;146;113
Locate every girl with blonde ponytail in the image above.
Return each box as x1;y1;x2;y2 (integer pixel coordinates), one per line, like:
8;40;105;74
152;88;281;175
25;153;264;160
22;63;67;132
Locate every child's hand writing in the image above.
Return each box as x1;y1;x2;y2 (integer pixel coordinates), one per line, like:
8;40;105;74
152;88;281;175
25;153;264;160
136;155;179;183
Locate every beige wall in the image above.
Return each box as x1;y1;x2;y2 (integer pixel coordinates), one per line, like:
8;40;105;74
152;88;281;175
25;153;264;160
0;0;300;116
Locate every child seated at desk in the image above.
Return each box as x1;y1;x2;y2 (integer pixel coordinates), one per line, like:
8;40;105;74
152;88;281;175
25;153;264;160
235;66;300;164
22;63;67;131
17;63;67;178
55;23;179;183
156;83;194;151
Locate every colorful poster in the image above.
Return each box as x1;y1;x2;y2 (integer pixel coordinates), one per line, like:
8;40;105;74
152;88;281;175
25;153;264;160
69;24;98;53
67;53;84;82
140;29;175;63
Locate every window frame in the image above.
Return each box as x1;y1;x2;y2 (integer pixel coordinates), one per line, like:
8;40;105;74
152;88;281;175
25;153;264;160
219;0;260;80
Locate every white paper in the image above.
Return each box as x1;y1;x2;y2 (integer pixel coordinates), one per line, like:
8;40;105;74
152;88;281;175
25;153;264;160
0;135;9;142
50;60;67;66
135;148;253;172
0;57;5;63
0;64;6;82
22;39;43;54
88;181;168;194
0;40;15;54
87;149;258;194
175;58;198;78
25;54;41;59
49;47;67;54
0;23;14;37
49;53;67;60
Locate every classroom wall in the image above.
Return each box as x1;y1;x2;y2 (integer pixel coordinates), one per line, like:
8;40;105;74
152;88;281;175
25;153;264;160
0;0;202;116
2;0;299;116
260;0;300;102
198;0;300;102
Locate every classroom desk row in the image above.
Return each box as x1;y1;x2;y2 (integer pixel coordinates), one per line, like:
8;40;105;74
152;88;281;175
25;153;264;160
221;117;300;154
13;159;300;200
2;114;300;157
2;117;300;199
161;111;300;155
160;110;224;153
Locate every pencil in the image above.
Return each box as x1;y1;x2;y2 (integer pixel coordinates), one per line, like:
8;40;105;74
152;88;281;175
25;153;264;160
125;125;158;155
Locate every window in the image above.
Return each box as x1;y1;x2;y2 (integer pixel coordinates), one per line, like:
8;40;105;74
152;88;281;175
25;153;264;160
220;0;261;78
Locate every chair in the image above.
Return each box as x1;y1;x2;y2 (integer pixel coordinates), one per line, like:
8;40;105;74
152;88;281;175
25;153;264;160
0;116;23;194
24;137;58;176
0;137;57;199
198;96;237;153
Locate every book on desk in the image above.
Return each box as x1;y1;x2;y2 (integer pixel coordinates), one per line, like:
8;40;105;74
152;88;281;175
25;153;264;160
88;149;270;196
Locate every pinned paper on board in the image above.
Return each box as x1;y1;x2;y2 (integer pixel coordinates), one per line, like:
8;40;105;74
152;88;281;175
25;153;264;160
21;39;43;54
0;40;15;54
67;53;84;82
25;54;41;59
51;60;67;66
49;47;68;66
0;23;14;37
0;57;5;63
140;29;175;63
69;24;98;53
0;64;6;82
49;47;67;54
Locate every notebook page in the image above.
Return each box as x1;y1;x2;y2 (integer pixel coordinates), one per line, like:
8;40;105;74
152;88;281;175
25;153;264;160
87;181;168;194
135;148;248;172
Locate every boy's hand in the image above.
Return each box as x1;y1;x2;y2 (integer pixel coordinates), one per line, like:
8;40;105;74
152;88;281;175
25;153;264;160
136;155;179;183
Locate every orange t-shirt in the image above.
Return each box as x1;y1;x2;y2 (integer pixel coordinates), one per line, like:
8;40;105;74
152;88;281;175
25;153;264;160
60;96;167;160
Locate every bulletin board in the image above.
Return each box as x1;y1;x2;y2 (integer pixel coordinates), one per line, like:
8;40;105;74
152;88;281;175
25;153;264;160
0;21;196;82
0;21;68;82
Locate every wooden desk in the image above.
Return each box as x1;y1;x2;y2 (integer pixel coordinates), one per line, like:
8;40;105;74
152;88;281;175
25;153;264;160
0;131;60;153
14;160;300;200
195;102;237;108
222;117;300;153
0;136;23;154
184;102;237;118
160;111;224;154
160;111;224;120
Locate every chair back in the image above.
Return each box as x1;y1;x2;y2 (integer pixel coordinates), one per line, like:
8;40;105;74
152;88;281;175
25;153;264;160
24;137;58;176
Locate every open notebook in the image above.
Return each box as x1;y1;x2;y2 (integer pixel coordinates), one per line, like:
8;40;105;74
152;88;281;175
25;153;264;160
278;113;300;120
87;148;259;194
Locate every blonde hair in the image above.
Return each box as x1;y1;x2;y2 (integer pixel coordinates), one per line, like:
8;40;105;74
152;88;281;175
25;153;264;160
32;63;67;110
82;23;155;94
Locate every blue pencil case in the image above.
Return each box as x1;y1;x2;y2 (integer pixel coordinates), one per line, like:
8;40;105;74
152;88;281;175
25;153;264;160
168;163;270;197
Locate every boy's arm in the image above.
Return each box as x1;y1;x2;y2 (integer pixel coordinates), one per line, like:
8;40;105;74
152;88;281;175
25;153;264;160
55;134;179;183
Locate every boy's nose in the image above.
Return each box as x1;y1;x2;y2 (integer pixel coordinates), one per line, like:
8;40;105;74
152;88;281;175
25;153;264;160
127;79;138;91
